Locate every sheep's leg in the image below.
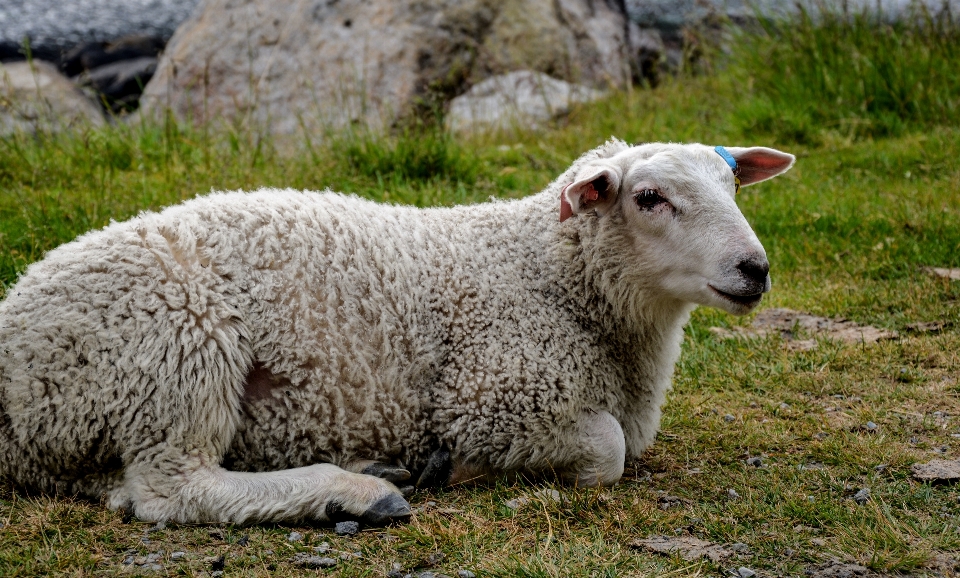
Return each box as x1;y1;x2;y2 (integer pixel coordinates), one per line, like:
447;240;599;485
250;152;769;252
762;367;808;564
112;451;411;525
344;460;413;485
556;410;626;487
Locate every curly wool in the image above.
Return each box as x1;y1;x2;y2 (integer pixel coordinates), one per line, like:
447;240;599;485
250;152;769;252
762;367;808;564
0;137;760;520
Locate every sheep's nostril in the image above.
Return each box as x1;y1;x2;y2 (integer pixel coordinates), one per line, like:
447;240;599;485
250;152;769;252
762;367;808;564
737;257;770;286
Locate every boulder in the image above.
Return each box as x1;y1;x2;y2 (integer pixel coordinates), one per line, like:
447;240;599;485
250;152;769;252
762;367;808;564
139;0;630;135
446;70;604;132
0;60;105;135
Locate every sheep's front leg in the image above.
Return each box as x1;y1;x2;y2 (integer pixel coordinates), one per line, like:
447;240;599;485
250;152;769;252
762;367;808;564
557;410;626;487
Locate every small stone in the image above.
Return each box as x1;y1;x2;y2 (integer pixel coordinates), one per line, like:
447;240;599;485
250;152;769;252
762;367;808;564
170;551;186;561
813;432;829;440
145;553;162;564
738;567;756;578
134;556;148;565
287;531;303;542
779;402;790;409
388;571;404;578
874;464;888;472
745;457;763;468
784;548;795;557
122;556;135;565
335;521;360;536
418;572;436;578
853;488;871;504
457;571;476;578
314;542;331;553
300;556;337;569
864;421;878;431
723;414;736;422
236;535;249;546
807;495;815;502
727;488;740;500
729;542;751;554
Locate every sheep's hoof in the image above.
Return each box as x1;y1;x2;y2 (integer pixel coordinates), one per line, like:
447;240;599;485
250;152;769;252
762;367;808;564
361;462;412;484
325;494;411;527
416;448;451;488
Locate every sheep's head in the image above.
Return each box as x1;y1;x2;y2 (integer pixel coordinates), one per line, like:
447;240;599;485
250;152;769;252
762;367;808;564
560;142;795;316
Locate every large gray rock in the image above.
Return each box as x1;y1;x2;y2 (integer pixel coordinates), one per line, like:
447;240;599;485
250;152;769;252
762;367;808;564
0;60;105;135
446;70;604;132
139;0;629;135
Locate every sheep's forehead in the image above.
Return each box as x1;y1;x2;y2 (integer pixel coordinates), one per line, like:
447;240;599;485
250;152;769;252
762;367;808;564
617;144;733;197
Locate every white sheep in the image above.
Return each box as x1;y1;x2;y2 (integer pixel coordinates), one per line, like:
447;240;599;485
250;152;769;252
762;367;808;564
0;139;794;525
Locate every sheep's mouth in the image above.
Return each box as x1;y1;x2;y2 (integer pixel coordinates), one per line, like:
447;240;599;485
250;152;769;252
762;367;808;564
710;285;764;307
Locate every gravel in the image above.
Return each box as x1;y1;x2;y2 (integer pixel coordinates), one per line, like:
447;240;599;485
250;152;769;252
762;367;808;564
0;0;199;57
853;488;871;504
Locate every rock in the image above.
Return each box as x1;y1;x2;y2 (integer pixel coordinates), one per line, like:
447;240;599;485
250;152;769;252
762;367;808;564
727;488;740;500
852;488;870;504
291;553;337;569
0;60;105;135
723;414;735;422
286;531;303;542
864;421;878;431
710;308;897;349
745;457;763;468
738;567;756;578
170;551;186;561
139;0;629;135
729;542;751;554
458;571;476;578
446;70;604;131
236;535;249;546
60;34;165;77
912;459;960;483
334;520;360;536
78;56;157;112
924;267;960;281
630;535;732;563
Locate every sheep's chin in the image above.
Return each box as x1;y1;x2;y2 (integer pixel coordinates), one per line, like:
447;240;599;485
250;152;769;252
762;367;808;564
708;285;764;315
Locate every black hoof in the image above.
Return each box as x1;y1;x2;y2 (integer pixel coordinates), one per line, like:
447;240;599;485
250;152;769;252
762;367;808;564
416;448;452;488
361;462;412;484
361;494;412;526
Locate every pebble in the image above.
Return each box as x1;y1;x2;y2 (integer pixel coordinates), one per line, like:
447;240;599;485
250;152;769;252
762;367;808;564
745;457;763;468
314;542;330;553
170;551;186;561
723;414;736;422
387;571;404;578
864;421;878;431
784;548;795;556
853;488;871;504
287;531;303;542
737;567;756;578
779;402;790;409
727;488;740;500
335;521;360;536
145;553;162;564
874;464;888;472
729;542;751;554
458;571;476;578
122;556;135;565
236;535;249;546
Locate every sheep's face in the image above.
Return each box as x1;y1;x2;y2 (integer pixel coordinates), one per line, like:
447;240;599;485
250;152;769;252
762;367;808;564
561;143;795;315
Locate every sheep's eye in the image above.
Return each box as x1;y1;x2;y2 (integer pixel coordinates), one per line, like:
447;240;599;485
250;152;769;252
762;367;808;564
634;188;665;210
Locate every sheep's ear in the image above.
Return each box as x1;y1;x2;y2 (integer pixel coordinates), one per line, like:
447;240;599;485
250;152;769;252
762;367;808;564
560;163;621;222
725;146;796;186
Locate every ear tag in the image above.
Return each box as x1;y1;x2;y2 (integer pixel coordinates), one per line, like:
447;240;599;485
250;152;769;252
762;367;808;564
714;145;741;195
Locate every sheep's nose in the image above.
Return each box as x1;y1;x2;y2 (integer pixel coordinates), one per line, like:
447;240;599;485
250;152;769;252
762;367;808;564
737;256;770;289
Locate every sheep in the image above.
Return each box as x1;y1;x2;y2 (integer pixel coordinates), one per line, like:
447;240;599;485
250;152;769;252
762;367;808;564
0;138;794;525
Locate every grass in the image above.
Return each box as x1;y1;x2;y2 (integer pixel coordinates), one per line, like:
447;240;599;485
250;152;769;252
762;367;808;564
2;3;960;576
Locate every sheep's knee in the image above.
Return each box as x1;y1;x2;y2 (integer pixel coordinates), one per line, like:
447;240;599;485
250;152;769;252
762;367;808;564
563;410;625;487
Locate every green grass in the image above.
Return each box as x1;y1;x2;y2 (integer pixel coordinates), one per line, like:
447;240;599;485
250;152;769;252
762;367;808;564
3;6;960;577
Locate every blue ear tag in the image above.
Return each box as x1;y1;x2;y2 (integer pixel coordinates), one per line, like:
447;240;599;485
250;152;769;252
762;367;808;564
714;145;741;194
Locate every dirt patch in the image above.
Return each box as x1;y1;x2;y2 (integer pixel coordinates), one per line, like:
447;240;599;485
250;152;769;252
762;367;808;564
710;308;898;350
803;562;875;578
630;535;732;563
